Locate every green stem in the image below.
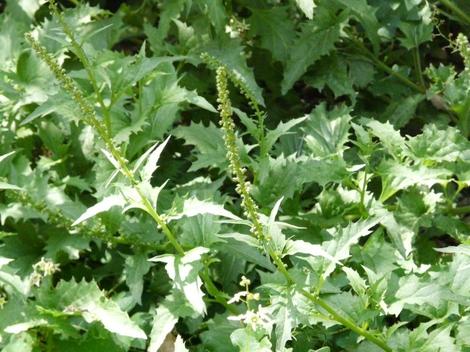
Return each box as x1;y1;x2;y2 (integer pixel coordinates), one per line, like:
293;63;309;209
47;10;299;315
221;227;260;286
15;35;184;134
447;205;470;215
200;267;238;314
214;66;392;352
299;289;392;352
269;247;391;352
438;0;470;25
359;169;368;216
413;46;426;89
348;36;425;94
25;33;185;257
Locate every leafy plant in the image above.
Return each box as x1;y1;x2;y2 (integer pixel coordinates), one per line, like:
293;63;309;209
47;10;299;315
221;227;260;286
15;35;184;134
1;0;470;351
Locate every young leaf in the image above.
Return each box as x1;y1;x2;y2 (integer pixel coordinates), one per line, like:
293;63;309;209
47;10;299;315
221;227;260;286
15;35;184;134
321;218;380;278
295;0;316;19
140;136;171;182
72;195;125;226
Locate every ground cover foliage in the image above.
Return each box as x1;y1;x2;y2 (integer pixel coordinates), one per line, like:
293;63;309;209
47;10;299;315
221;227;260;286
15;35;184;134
0;0;470;350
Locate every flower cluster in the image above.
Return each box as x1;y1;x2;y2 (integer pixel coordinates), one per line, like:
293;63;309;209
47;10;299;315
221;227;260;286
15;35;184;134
30;257;60;287
215;67;265;240
225;17;250;39
24;32;108;140
456;33;470;70
227;275;272;332
228;276;260;304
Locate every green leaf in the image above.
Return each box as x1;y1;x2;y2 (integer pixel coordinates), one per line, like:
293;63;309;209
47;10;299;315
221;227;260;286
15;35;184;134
140;136;171;182
365;120;406;157
342;266;367;296
124;253;151;305
305;55;355;99
337;0;381;52
405;124;470;164
321;218;380;278
38;279;147;339
249;7;297;63
378;160;451;202
150;247;209;315
263;116;307;155
303;103;352;158
230;328;272;352
381;94;424;129
148;301;179;352
168;197;241;222
281;7;345;94
198;0;227;30
174;121;227;171
204;37;265;106
72;195;125;226
200;314;239;352
387;275;447;316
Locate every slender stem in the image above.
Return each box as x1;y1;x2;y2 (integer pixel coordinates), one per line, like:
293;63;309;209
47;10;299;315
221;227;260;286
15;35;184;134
25;33;185;257
200;267;238;314
359;169;368;216
299;289;392;352
214;66;392;352
104;142;186;256
438;0;470;25
269;248;391;352
413;46;426;89
447;205;470;215
348;36;425;94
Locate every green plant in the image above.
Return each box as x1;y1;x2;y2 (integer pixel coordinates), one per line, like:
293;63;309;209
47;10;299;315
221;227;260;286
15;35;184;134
1;0;470;351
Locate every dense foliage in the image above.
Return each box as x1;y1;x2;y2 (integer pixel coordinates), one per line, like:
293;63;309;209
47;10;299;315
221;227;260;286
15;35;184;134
1;0;470;351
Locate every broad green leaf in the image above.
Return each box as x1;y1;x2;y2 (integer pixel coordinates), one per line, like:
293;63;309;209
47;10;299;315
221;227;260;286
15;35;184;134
200;314;239;352
387;275;447;316
198;0;227;30
124;253;151;305
174;121;227;171
405;124;470;163
337;0;381;52
303;103;352;158
249;7;297;63
281;8;345;94
38;279;146;339
305;55;355;99
366;120;406;157
381;94;424;128
378;161;451;202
